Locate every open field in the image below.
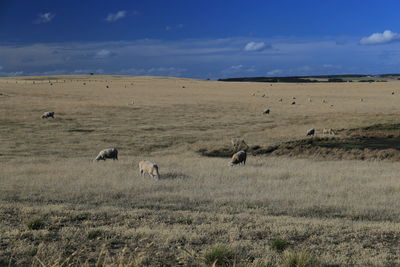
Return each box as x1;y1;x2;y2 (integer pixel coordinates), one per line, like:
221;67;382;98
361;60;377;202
2;75;400;266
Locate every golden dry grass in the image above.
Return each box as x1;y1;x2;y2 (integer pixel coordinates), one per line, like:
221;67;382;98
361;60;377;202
1;75;400;266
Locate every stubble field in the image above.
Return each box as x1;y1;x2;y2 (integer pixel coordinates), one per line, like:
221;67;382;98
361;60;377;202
1;75;400;266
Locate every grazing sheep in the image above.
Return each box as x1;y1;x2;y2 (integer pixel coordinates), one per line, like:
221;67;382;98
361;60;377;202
392;91;395;95
278;98;283;102
262;94;266;97
322;99;327;103
229;150;247;166
322;128;336;135
41;111;55;119
263;109;270;114
293;97;296;100
291;101;296;105
94;148;118;161
360;98;364;102
139;160;160;179
106;85;109;88
306;128;315;136
231;138;249;151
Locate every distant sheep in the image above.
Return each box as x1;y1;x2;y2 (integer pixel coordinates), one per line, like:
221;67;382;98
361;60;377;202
231;138;249;151
229;150;247;166
308;98;312;102
306;128;315;136
278;98;283;102
139;160;160;180
94;148;118;161
41;111;55;119
392;91;395;95
322;99;327;103
291;101;296;105
322;128;336;135
263;109;270;114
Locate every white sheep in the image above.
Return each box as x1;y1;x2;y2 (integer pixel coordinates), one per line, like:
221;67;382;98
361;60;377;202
229;150;247;166
94;148;118;161
41;111;55;119
139;160;160;180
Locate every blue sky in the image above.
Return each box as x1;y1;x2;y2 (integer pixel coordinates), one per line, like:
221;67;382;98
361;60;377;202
1;0;400;78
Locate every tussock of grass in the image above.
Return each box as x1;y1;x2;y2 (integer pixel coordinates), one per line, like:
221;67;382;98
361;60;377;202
279;250;318;267
270;238;290;253
203;244;236;266
26;216;46;230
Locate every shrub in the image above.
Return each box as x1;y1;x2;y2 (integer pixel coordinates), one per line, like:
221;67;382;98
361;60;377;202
203;244;235;266
270;238;289;252
26;216;45;230
280;250;318;267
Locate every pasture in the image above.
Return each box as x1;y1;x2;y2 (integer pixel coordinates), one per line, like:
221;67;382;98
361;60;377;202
1;75;400;266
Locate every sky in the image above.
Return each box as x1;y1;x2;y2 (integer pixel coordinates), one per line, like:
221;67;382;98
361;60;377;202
1;0;400;79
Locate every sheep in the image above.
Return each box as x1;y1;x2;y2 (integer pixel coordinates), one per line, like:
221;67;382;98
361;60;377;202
231;138;249;151
139;160;160;180
263;109;270;114
229;150;247;166
392;91;395;95
291;101;296;105
308;98;312;102
41;111;55;119
322;99;327;103
306;128;315;136
278;98;283;102
322;128;336;135
360;98;364;102
94;148;118;161
261;94;266;97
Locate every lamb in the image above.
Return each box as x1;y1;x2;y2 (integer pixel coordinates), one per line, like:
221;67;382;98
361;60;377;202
94;148;118;161
229;150;247;166
306;128;315;136
41;111;55;119
139;160;160;180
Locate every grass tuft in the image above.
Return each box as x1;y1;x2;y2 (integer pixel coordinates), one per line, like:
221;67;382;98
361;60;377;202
26;216;46;230
203;244;236;266
280;250;318;267
270;238;289;252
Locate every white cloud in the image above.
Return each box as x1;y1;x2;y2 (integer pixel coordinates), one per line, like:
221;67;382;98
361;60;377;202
360;30;400;45
244;41;268;52
95;49;113;58
267;69;283;76
35;12;55;24
119;67;186;77
106;11;127;22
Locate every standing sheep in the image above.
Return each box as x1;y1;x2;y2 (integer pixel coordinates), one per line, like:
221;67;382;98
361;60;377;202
94;148;118;161
139;160;160;180
41;111;55;119
263;109;270;114
231;138;249;152
229;150;247;166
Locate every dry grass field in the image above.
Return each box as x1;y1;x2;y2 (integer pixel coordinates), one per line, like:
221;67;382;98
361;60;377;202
2;75;400;266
